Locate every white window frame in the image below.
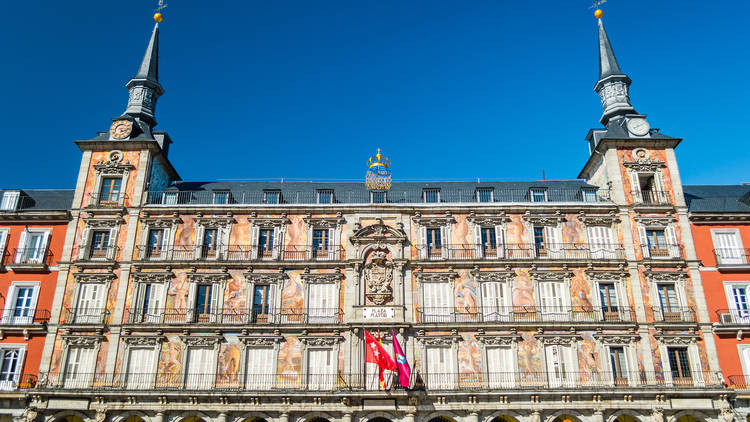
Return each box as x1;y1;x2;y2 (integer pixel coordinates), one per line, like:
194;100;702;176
187;282;224;324
659;343;704;387
479;279;510;322
629;170;666;204
183;345;218;390
61;343;98;389
304;345;336;391
484;344;516;388
472;223;506;259
529;188;548;202
423;189;441;204
243;345;277;390
132;281;168;324
121;344;159;390
0;228;8;264
420;279;454;323
0;344;26;391
0;191;20;211
723;281;750;324
316;190;334;204
585;224;617;259
650;279;688;322
212;191;230;205
542;343;578;388
263;190;281;204
711;228;746;265
73;281;109;324
306;281;339;324
249;222;286;261
370;191;387;204
602;343;638;387
79;225;120;261
424;344;457;390
737;344;750;383
593;279;627;321
638;223;679;259
476;188;494;203
534;277;571;322
2;281;40;325
14;228;51;265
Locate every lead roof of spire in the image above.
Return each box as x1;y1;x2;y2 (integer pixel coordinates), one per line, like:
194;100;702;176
598;19;623;80
134;23;159;83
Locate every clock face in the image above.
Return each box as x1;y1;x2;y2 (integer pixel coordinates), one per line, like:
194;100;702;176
626;118;650;136
109;120;133;140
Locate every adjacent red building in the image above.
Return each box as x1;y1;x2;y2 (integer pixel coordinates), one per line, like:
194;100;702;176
0;189;71;419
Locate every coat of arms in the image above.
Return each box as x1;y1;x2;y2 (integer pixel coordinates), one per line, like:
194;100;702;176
364;250;393;305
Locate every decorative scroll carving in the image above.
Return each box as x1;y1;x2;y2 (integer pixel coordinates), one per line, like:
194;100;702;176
83;217;125;228
244;271;288;285
593;333;639;344
248;214;290;228
364;250;393;305
132;271;174;284
186;271;232;284
634;215;676;226
350;218;408;245
93;151;135;175
654;334;698;345
536;334;582;345
623;159;665;172
299;335;342;346
643;270;687;282
122;335;165;346
476;334;520;345
415;271;458;283
413;213;456;227
416;335;460;346
181;335;223;347
577;211;620;227
240;335;283;346
471;270;515;283
74;272;117;284
584;268;629;281
62;335;104;346
467;212;512;227
194;215;236;228
300;270;344;284
304;213;346;229
522;211;565;226
141;216;183;228
529;270;572;282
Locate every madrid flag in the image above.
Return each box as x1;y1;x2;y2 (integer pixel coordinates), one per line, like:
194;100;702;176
365;330;396;388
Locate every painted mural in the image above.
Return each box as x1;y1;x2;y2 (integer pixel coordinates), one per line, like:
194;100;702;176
276;336;303;386
457;334;482;387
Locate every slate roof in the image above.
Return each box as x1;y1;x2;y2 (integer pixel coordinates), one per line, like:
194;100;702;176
0;189;74;211
153;180;605;205
684;185;750;213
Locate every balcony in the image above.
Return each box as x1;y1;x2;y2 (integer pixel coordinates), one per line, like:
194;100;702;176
715;309;750;333
40;370;723;392
633;190;672;206
60;308;109;325
73;246;120;262
0;374;38;392
135;244;345;262
415;243;625;261
652;306;696;324
123;307;342;326
5;247;53;271
86;193;129;208
0;308;50;326
714;248;750;270
417;306;635;325
641;244;684;260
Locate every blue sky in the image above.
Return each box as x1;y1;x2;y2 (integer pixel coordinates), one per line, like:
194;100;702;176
1;0;747;188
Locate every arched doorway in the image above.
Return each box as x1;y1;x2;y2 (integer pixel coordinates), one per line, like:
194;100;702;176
241;418;268;422
427;417;456;422
369;418;392;422
306;418;330;422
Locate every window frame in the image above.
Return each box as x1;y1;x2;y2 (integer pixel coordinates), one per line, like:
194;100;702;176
15;228;51;265
317;190;334;204
263;190;281;205
0;344;26;391
423;189;441;204
530;188;548;202
2;281;40;325
370;191;386;204
476;188;494;203
0;191;20;211
212;191;230;205
98;176;123;205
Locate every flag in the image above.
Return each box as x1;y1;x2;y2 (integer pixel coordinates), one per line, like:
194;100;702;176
364;329;396;389
392;330;411;388
378;332;386;389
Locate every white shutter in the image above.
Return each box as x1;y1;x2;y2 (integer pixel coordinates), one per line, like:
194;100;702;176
473;226;483;258
308;348;334;390
78;228;91;260
161;227;172;259
106;228;118;259
419;226;427;259
545;345;563;387
495;225;505;258
638;226;650;258
587;226;614;259
194;226;205;260
481;282;506;321
0;230;7;260
13;348;26;386
210;284;221;323
77;284;104;323
665;226;678;258
15;231;27;263
186;283;197;323
250;226;260;259
186;347;214;389
487;346;513;388
440;226;449;259
544;226;562;258
438;282;451;321
327;228;336;260
246;347;274;390
540;282;565;321
41;230;51;259
271;227;281;260
630;172;642;202
715;231;744;264
127;348;155;389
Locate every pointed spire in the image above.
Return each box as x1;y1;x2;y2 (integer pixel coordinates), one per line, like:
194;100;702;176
598;19;622;80
123;22;164;130
593;15;636;126
134;23;160;83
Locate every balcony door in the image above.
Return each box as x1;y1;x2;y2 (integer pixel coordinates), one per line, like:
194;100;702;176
63;346;95;389
545;344;573;388
587;226;616;259
245;347;275;390
135;283;163;323
667;347;692;386
422;282;452;323
252;284;275;323
308;283;337;324
486;346;514;388
99;177;122;204
307;348;335;391
598;283;620;321
185;347;215;390
714;230;745;264
539;281;566;321
480;281;508;322
657;283;681;321
727;284;750;324
17;231;48;264
0;348;23;391
426;346;455;390
4;283;39;325
608;347;629;386
125;347;156;389
75;283;106;324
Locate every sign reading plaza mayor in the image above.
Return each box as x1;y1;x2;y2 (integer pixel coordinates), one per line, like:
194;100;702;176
362;307;396;319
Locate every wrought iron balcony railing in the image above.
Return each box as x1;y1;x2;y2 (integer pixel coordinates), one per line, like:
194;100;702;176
60;308;109;325
415;243;625;261
715;309;750;326
144;188;609;206
71;245;120;261
714;248;750;266
0;374;38;392
0;308;50;325
641;244;683;260
652;306;696;323
728;374;750;390
123;307;342;325
632;190;671;206
10;247;52;266
86;193;129;208
40;370;723;392
135;244;344;261
417;306;635;324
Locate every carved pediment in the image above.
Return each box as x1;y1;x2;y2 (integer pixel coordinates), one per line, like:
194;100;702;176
62;334;104;346
93;151;135;175
529;269;572;282
594;329;639;344
304;213;346;229
467;212;512;227
623;159;665;172
654;334;699;345
194;214;236;228
132;271;174;284
141;216;183;228
74;272;117;284
248;214;290;228
300;270;344;284
244;271;288;285
240;335;284;346
416;334;460;346
634;214;676;227
300;335;343;346
415;270;458;283
471;270;515;283
476;334;520;345
181;335;223;347
644;270;687;282
584;268;629;281
122;335;165;346
577;211;620;227
350;218;408;245
522;211;565;226
186;271;232;284
413;213;456;227
83;216;125;228
536;333;582;345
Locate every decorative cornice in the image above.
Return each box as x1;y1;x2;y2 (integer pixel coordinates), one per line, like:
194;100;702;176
415;270;459;283
536;332;582;345
304;213;346;229
248;214;290;228
416;334;460;346
122;335;165;346
577;211;620;227
467;212;512;227
476;334;520;345
521;211;565;226
643;270;688;282
529;269;572;282
180;335;224;347
623;159;666;172
83;216;126;228
73;272;117;284
132;271;174;284
194;214;236;228
141;215;183;227
239;335;284;347
300;269;344;284
350;218;408;245
593;329;639;344
584;267;629;281
634;214;676;226
299;335;343;346
413;212;456;227
471;269;515;283
62;334;104;346
244;271;288;285
654;333;699;345
186;271;232;284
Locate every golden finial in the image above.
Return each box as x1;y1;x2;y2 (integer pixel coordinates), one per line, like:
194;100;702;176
154;0;167;22
594;9;603;19
368;148;390;169
590;0;605;18
366;148;392;191
154;13;164;22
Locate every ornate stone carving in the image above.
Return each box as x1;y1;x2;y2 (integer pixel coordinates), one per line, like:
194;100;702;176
593;333;639;344
93;151;135;175
529;270;572;282
74;272;117;284
350;218;408;245
141;216;183;228
536;334;582;345
186;271;231;284
416;335;459;346
476;334;520;345
643;270;687;282
467;212;512;226
181;335;223;347
623;159;665;172
521;211;565;226
364;250;393;305
304;214;346;229
22;408;38;422
471;270;515;283
300;270;343;284
415;271;458;283
94;410;107;422
83;217;125;228
62;335;104;346
577;211;620;227
300;335;342;346
585;268;629;281
248;214;290;228
634;215;676;227
132;271;174;284
122;335;165;346
654;334;698;345
194;215;236;228
413;213;455;227
240;335;282;346
244;271;288;285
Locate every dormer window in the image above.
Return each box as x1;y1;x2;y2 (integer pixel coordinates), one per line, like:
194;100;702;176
212;191;229;205
423;189;440;203
477;188;494;203
370;191;386;204
264;191;281;205
582;188;598;203
317;190;333;204
0;191;20;211
530;188;548;202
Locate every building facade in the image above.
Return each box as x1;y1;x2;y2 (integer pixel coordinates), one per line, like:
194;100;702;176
0;189;72;421
685;185;750;417
21;13;734;422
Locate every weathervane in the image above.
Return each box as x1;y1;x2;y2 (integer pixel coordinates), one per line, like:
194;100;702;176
154;0;167;22
590;0;606;18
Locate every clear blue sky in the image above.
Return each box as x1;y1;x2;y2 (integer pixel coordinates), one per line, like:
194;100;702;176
1;0;747;188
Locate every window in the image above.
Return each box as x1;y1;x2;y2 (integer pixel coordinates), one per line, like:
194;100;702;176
370;191;386;204
477;188;494;203
185;347;215;389
582;188;598;203
245;347;275;389
423;189;440;203
0;347;24;391
89;230;111;259
422;282;451;323
480;281;508;321
545;344;573;387
667;347;692;385
587;226;616;259
608;347;629;385
481;227;497;255
598;282;620;320
312;229;330;256
307;283;337;324
657;283;681;321
307;348;335;390
646;229;668;256
125;347;156;389
530;188;547;202
64;346;95;388
486;346;514;388
713;229;746;265
162;192;177;205
258;229;274;258
533;226;562;258
194;284;214;322
0;229;8;261
252;285;274;323
636;173;657;203
426;228;442;257
99;177;122;204
639;225;677;259
212;191;229;205
0;192;20;211
264;191;281;204
3;283;39;325
135;283;163;323
539;281;566;321
75;283;106;324
317;190;333;204
426;346;455;389
201;228;219;258
146;229;165;258
16;230;49;265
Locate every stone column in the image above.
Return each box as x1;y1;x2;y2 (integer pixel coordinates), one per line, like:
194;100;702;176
528;411;541;422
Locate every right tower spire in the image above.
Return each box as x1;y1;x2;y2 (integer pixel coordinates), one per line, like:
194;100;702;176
594;12;636;125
